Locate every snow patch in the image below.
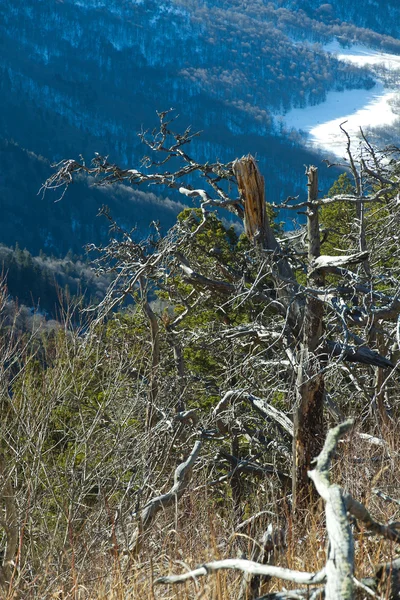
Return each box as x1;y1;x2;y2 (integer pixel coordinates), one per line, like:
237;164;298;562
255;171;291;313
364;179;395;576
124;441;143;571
325;40;400;70
279;41;400;157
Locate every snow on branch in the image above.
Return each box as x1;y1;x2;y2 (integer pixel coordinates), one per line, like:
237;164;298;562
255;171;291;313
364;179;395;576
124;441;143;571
311;251;369;271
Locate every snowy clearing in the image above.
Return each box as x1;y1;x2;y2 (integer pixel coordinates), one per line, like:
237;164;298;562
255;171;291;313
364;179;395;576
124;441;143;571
280;41;400;158
324;39;400;70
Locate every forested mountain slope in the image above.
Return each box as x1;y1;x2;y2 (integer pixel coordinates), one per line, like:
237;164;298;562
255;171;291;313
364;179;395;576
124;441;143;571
286;0;400;38
0;139;187;255
0;242;113;319
1;0;400;255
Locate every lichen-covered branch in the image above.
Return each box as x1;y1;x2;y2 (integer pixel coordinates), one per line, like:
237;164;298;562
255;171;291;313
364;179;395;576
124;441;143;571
155;559;326;586
308;420;355;600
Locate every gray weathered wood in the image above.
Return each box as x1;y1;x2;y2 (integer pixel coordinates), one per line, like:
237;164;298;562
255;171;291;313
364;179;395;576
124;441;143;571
312;250;369;270
293;166;325;508
156;559;326;586
155;421;400;599
308;420;354;600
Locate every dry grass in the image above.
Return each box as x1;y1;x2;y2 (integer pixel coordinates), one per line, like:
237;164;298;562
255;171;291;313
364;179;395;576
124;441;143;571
1;290;399;599
9;423;398;600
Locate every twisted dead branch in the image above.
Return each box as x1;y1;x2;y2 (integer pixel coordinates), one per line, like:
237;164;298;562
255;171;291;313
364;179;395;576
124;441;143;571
125;440;202;556
156;420;400;599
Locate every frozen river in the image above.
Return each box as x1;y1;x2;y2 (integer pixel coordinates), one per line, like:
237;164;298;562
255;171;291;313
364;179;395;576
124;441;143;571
280;40;400;158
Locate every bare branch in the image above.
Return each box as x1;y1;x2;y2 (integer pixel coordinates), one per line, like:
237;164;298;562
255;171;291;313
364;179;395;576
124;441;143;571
308;420;355;600
155;559;326;586
213;390;293;438
127;440;202;555
344;494;400;544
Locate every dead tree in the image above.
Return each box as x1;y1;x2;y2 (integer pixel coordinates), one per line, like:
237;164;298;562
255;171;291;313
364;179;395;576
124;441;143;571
42;111;400;511
292;166;326;507
156;419;400;600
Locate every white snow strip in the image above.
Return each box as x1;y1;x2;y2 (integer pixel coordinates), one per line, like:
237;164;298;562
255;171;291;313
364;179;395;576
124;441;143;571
279;41;400;157
325;40;400;70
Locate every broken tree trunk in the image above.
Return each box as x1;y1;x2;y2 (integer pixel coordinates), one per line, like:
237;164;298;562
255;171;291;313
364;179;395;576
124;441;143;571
233;160;326;507
233;155;295;283
293;166;326;509
233;155;271;249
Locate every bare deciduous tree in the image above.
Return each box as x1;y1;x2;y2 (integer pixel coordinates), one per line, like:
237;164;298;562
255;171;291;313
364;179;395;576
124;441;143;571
43;112;399;503
36;112;400;597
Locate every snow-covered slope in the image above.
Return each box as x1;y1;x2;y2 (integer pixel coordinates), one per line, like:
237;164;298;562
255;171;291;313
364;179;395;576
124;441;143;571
1;0;400;252
282;42;400;156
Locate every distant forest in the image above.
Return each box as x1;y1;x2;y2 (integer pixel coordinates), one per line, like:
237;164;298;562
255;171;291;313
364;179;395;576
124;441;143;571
1;0;400;259
0;243;112;321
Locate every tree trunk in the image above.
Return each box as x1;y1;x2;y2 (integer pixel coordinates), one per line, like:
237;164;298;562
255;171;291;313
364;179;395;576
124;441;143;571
308;421;354;599
233;159;326;507
292;166;326;509
233;156;301;327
